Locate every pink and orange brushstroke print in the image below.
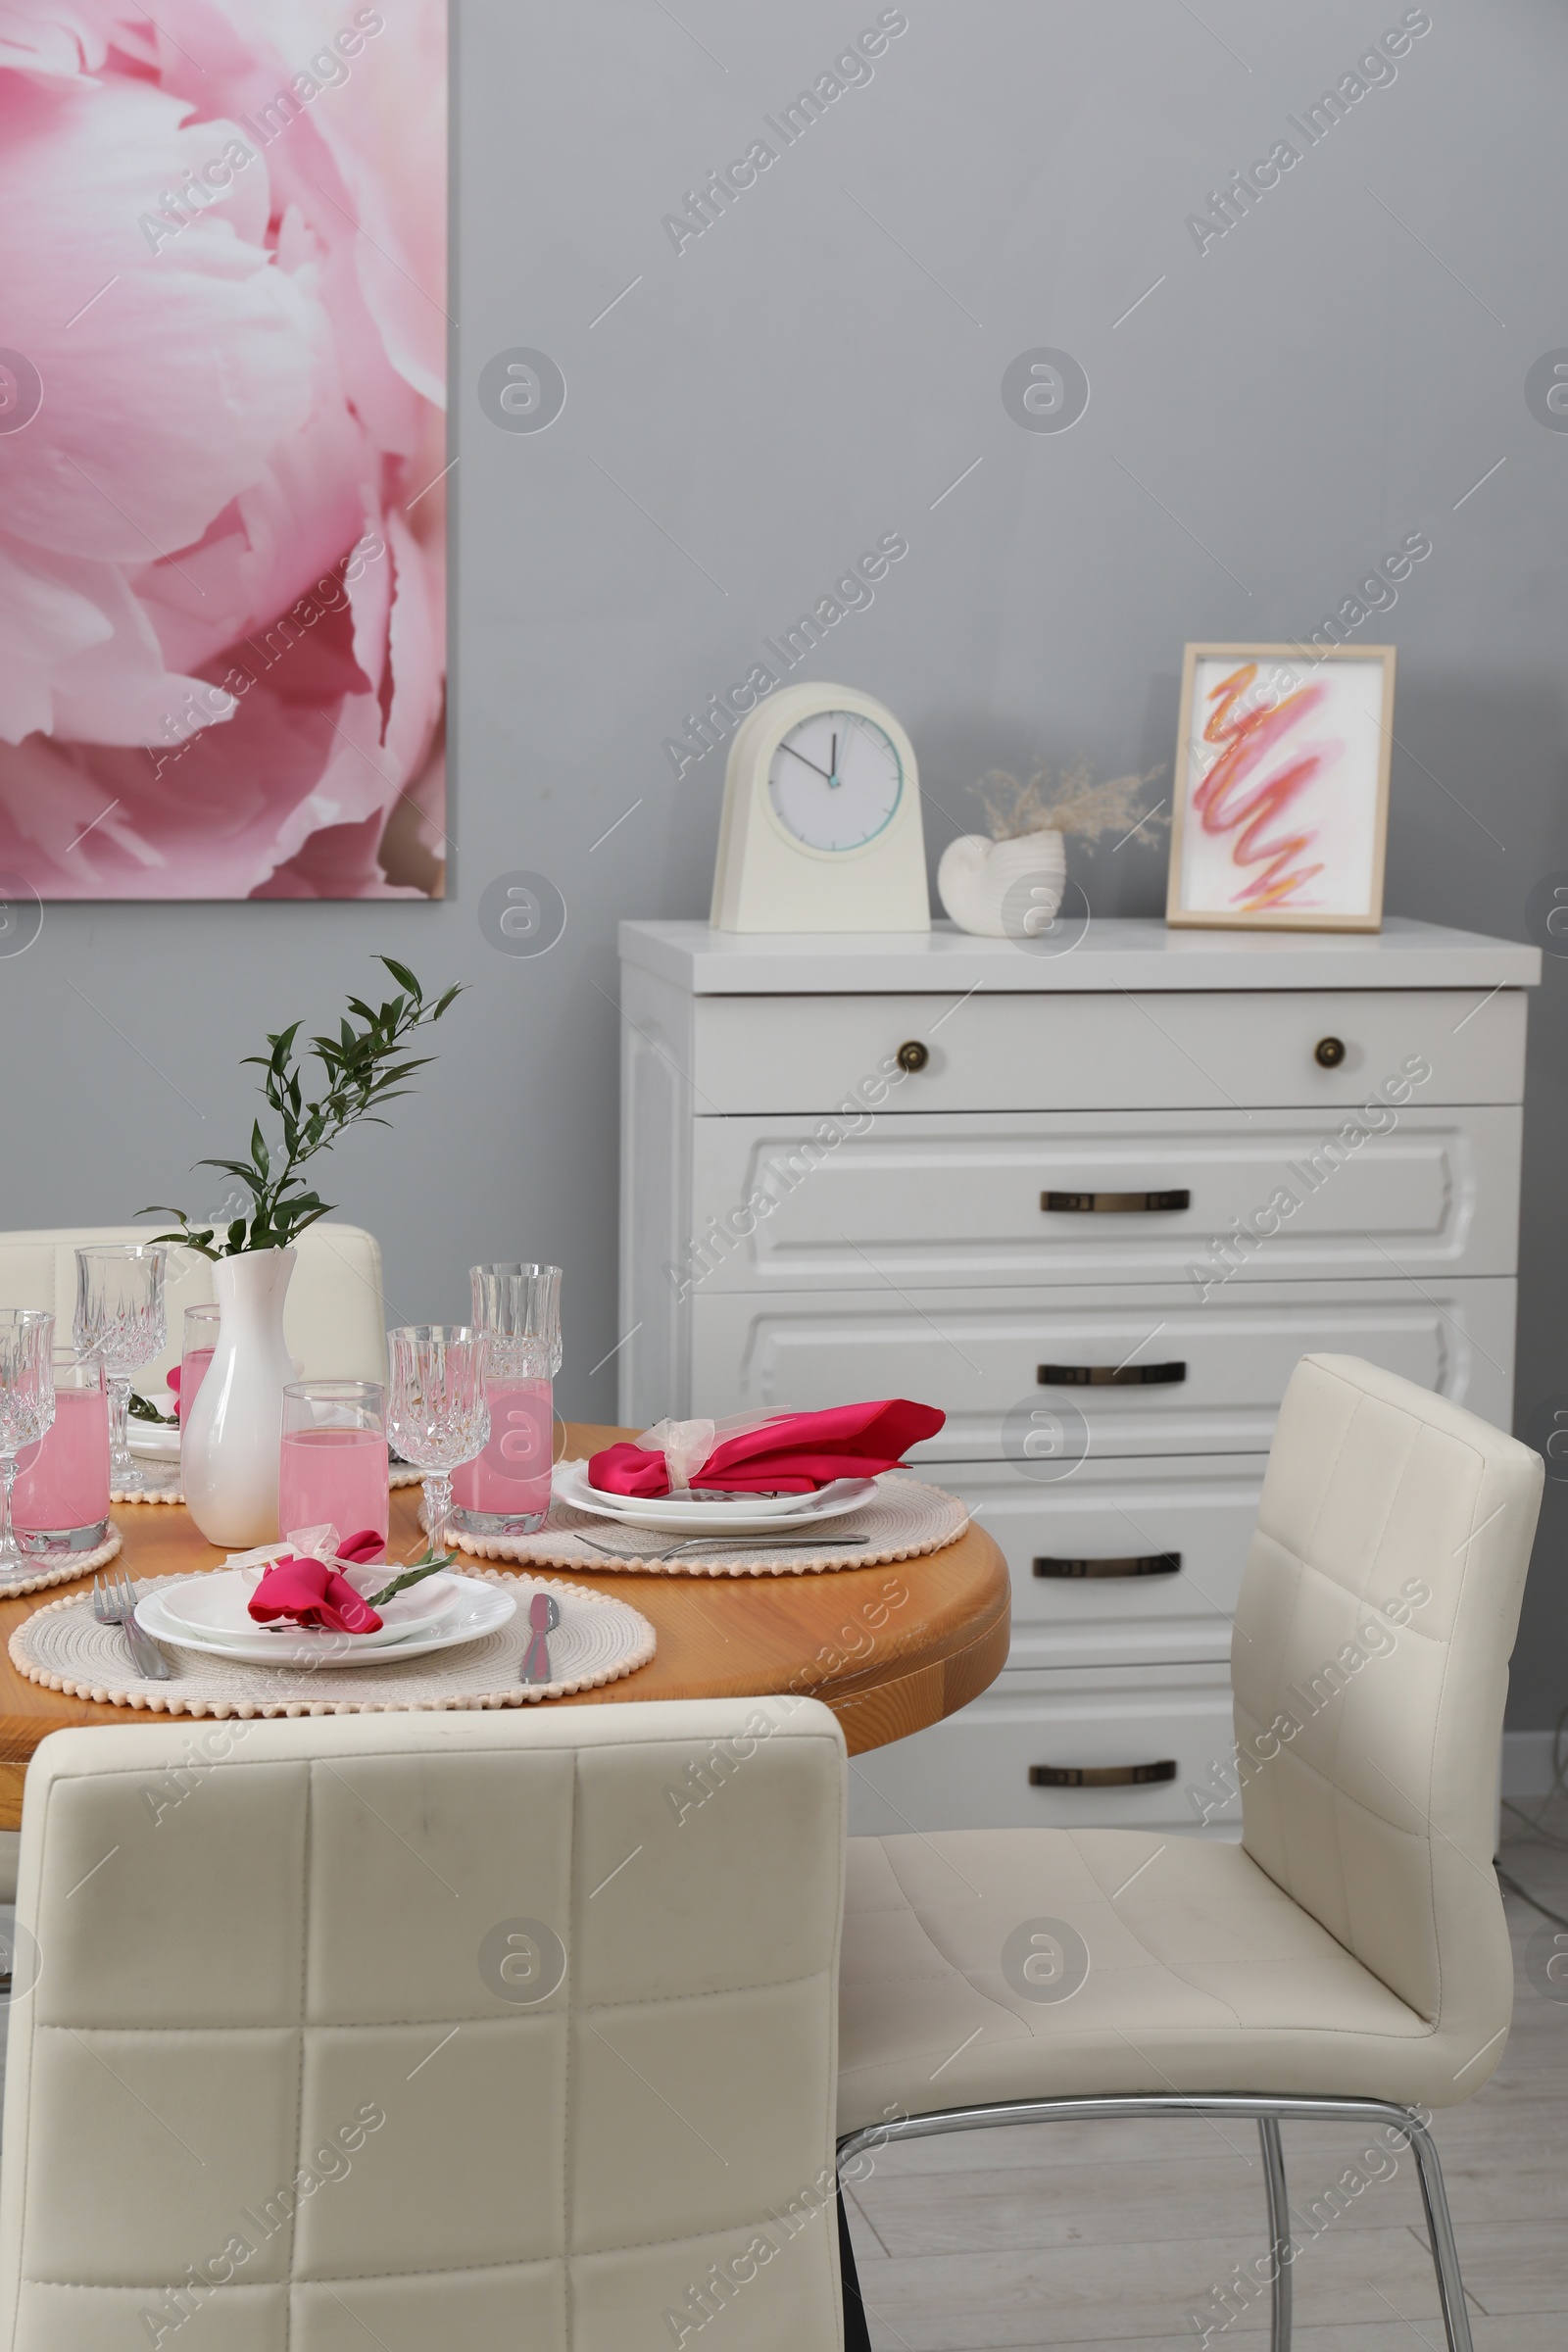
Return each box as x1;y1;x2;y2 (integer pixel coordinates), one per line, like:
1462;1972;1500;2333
1193;662;1341;912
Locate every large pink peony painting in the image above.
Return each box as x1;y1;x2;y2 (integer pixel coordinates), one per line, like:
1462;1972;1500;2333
0;0;447;899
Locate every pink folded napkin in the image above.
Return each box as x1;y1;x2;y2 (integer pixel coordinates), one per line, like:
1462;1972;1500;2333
247;1528;387;1634
588;1399;944;1498
168;1365;182;1421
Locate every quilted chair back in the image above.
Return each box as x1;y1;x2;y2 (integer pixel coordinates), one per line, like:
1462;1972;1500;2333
0;1222;387;1386
1234;1352;1542;2036
0;1698;847;2352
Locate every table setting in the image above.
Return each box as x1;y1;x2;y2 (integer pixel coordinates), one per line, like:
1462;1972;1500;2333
3;1246;965;1711
12;1551;653;1717
0;961;984;1730
446;1401;970;1576
3;1279;657;1715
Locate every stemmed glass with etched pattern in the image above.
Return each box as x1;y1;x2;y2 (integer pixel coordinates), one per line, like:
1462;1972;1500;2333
386;1326;490;1556
74;1245;169;1496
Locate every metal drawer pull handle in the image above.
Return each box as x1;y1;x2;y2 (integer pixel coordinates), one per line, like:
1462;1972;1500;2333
1043;1188;1191;1214
1030;1760;1178;1788
1034;1552;1181;1579
1314;1035;1347;1068
1037;1361;1187;1387
895;1039;929;1073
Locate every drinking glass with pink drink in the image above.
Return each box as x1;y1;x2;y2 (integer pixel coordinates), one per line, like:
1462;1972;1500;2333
278;1381;389;1557
177;1303;220;1430
13;1351;110;1557
450;1263;562;1537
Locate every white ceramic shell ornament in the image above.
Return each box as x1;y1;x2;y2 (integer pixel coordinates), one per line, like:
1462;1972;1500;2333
936;830;1066;940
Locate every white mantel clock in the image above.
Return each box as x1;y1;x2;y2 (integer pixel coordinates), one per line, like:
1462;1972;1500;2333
710;682;929;933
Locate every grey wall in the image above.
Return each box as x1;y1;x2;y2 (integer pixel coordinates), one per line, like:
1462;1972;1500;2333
5;0;1567;1723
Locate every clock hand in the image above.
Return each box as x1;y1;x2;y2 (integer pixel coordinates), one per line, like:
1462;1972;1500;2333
779;741;834;783
829;731;838;788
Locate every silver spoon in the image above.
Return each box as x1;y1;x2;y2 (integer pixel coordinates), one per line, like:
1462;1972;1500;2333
522;1591;561;1685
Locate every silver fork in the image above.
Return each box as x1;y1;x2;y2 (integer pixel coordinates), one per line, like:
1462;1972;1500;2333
91;1572;171;1680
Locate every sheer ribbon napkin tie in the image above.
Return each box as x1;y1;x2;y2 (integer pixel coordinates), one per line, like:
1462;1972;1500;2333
230;1524;389;1634
587;1399;945;1498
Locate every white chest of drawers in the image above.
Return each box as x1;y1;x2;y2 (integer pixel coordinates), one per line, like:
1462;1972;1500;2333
617;916;1539;1838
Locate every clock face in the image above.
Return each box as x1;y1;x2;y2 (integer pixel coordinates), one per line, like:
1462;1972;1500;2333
766;710;904;852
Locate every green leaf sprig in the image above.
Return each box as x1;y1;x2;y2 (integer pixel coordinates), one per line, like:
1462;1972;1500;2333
365;1548;457;1610
127;1393;178;1426
144;956;462;1259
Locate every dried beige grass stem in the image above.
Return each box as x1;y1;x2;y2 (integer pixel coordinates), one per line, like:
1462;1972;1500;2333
975;760;1168;850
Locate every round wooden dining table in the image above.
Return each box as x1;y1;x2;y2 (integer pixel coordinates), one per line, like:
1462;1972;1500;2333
0;1424;1009;1827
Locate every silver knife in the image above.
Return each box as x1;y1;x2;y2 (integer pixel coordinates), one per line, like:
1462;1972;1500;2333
662;1534;870;1558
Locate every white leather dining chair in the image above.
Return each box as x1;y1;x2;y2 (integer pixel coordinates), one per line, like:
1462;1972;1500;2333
0;1222;388;1391
836;1355;1544;2352
0;1696;848;2351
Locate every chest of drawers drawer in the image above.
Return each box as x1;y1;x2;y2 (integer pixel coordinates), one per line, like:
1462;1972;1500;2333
846;1663;1239;1836
689;1276;1515;1457
933;1455;1261;1668
691;987;1524;1114
687;1105;1520;1290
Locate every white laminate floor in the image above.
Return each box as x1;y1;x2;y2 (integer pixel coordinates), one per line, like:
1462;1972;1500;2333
842;1798;1568;2350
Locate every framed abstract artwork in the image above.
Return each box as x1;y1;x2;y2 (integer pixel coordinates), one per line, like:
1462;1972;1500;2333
1166;643;1395;932
0;0;448;901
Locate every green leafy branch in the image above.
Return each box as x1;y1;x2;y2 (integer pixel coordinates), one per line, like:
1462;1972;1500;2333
365;1548;457;1609
145;956;462;1259
128;1393;177;1425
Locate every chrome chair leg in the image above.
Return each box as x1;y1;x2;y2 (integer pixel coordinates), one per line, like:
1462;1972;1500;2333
1257;2114;1292;2352
837;2181;874;2352
1404;2112;1476;2352
838;2092;1476;2352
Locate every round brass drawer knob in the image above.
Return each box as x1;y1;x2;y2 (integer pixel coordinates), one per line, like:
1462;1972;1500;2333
896;1039;930;1074
1314;1035;1347;1069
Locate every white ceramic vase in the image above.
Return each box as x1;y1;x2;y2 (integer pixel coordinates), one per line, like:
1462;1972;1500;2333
937;830;1067;939
181;1248;297;1546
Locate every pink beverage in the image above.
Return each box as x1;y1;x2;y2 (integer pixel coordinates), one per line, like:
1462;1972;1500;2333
451;1377;553;1527
14;1385;111;1546
179;1302;220;1426
179;1347;215;1421
278;1427;390;1552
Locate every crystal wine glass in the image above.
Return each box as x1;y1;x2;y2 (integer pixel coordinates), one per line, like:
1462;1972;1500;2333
386;1326;490;1556
0;1310;57;1583
74;1245;169;1496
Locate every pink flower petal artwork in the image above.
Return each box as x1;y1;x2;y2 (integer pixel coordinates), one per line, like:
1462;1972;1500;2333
0;0;447;899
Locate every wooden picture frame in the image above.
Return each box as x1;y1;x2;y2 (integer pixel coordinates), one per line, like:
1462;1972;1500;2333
1166;642;1395;932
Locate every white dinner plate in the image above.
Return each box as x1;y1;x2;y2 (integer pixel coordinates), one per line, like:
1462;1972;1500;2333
135;1574;514;1669
127;1424;181;1463
153;1565;461;1646
553;1461;878;1537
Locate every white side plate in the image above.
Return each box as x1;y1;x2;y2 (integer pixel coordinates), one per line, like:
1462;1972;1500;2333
554;1461;878;1537
127;1425;181;1462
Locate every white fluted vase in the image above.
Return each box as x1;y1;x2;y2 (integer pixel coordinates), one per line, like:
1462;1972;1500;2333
937;831;1067;939
181;1249;297;1546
